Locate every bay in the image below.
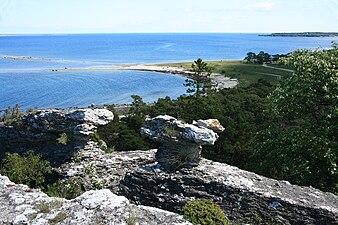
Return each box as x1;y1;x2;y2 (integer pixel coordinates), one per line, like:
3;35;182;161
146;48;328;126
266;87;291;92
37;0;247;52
0;33;336;110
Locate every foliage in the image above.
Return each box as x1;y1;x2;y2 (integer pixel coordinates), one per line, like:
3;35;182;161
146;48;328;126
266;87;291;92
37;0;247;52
129;95;148;117
244;51;288;64
251;43;338;193
183;199;228;225
46;178;85;199
56;132;68;145
0;104;23;123
184;58;212;97
97;114;151;151
0;152;52;188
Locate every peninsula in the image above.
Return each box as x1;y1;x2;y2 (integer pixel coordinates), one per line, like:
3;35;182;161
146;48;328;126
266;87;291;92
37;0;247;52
260;32;338;37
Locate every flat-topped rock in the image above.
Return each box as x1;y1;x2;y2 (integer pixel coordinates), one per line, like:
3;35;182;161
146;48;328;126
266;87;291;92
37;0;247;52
0;175;191;225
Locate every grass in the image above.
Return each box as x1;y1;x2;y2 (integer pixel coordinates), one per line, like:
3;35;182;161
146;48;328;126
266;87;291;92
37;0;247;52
49;212;67;225
157;60;292;86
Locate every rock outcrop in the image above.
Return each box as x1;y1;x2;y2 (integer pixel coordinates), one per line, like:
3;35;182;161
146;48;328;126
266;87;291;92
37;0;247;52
119;159;338;225
140;116;223;169
0;175;191;225
0;108;114;165
56;143;338;224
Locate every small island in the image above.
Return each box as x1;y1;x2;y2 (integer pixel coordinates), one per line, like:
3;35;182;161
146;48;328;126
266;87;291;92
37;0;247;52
260;32;338;37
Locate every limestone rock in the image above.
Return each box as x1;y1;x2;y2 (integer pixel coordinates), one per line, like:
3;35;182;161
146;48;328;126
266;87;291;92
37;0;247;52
141;115;219;145
0;175;191;225
193;119;225;133
119;157;338;225
57;142;157;192
67;108;114;126
0;108;114;166
140;115;222;168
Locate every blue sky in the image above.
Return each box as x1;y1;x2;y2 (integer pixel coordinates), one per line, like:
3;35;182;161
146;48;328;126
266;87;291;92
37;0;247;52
1;0;337;34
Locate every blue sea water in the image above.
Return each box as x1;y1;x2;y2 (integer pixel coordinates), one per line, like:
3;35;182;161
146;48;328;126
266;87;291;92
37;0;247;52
0;33;336;110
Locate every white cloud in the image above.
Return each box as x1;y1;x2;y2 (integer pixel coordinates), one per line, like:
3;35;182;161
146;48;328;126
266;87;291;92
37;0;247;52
245;1;274;10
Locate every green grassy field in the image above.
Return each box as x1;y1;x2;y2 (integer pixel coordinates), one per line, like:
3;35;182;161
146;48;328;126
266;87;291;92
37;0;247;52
157;60;292;86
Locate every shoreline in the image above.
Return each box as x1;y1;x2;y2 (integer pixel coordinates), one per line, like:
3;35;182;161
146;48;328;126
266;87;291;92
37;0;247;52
49;64;238;90
1;55;239;89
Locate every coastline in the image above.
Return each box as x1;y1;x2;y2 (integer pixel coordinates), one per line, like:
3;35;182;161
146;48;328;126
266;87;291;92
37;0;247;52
49;64;238;90
2;55;238;89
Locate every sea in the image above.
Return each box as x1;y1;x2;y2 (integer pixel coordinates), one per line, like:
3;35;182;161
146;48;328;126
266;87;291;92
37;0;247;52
0;33;336;110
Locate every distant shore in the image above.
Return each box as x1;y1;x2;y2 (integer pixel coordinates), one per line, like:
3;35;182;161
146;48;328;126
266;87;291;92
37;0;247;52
260;32;338;37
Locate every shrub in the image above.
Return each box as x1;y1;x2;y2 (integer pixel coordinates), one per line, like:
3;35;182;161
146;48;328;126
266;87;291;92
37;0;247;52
57;132;68;145
183;200;228;225
46;178;85;199
0;152;52;188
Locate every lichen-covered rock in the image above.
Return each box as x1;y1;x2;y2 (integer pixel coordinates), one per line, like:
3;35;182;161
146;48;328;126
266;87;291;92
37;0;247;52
0;108;114;166
0;175;191;225
57;142;157;192
193;119;225;133
141;115;219;145
140;116;222;168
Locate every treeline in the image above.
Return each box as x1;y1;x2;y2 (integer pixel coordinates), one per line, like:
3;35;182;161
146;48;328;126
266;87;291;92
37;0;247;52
244;51;289;64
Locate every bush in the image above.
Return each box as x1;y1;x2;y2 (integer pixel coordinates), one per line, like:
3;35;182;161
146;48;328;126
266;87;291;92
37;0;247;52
46;178;85;199
0;152;52;188
183;200;228;225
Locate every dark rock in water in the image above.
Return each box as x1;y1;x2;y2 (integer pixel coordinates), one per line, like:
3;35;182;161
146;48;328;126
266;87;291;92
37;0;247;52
140;115;224;169
119;158;338;225
0;175;191;225
0;108;114;166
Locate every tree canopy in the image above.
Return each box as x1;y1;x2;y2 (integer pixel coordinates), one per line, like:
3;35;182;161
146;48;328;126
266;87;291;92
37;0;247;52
251;43;338;193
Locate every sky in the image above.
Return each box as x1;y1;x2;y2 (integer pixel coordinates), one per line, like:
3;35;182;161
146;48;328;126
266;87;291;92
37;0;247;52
0;0;337;34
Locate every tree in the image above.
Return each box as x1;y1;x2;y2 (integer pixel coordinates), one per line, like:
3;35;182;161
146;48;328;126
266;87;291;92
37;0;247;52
251;43;338;193
244;52;257;63
129;95;147;117
184;58;212;97
256;51;271;64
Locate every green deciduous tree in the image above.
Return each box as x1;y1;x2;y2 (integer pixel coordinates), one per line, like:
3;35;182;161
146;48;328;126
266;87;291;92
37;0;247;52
251;43;338;193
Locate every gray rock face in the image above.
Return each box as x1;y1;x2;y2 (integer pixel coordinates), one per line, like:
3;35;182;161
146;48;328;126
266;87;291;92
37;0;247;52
57;145;338;224
0;108;114;165
140;115;223;168
0;175;191;225
119;158;338;225
57;141;156;193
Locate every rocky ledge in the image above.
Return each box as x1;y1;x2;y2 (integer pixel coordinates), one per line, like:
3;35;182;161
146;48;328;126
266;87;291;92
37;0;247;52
57;143;338;224
0;175;191;225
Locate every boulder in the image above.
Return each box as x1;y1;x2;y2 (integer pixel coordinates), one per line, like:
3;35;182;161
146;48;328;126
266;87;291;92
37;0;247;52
140;115;222;168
